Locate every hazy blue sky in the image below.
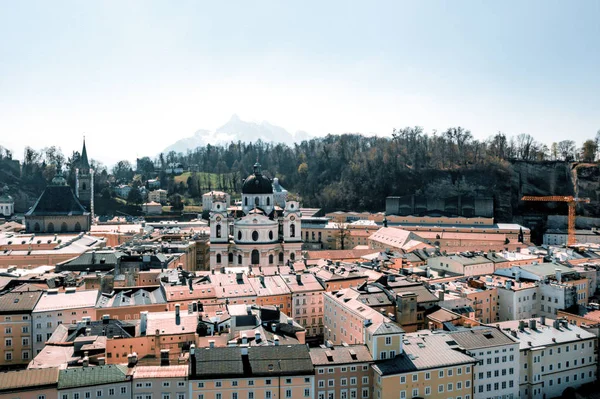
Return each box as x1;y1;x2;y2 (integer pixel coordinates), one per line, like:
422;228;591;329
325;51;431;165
1;1;599;165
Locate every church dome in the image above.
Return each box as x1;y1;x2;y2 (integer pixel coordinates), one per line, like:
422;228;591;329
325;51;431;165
242;163;273;195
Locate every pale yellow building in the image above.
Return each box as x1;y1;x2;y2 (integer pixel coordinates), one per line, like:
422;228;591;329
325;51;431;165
190;344;314;399
372;332;476;399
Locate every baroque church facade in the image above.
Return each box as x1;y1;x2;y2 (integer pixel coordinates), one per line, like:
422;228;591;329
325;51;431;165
209;163;302;269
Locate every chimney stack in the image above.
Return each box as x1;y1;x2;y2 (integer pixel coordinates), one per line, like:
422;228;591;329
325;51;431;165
242;333;248;345
255;331;261;343
555;268;562;283
160;349;170;366
241;347;248;356
190;344;196;375
82;356;89;367
529;319;537;330
140;311;148;335
540;315;546;325
209;340;215;349
274;336;280;346
98;357;105;365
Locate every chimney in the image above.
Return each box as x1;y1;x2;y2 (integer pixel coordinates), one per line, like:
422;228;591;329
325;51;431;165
102;314;110;324
190;344;197;375
127;352;138;367
209;340;215;348
271;323;277;332
82;356;89;367
274;336;280;346
85;328;91;336
175;304;181;325
438;290;444;302
160;349;170;366
555;268;562;283
540;315;546;326
515;271;521;282
140;311;148;335
510;330;518;338
241;347;248;356
287;318;293;325
529;319;537;330
518;320;525;331
426;267;431;278
255;331;261;343
98;357;105;365
220;267;225;274
246;305;252;315
242;333;248;345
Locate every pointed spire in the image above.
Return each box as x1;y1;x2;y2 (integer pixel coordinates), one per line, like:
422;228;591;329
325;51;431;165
80;136;90;171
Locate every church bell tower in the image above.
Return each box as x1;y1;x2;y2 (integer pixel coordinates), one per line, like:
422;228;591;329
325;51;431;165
76;138;93;212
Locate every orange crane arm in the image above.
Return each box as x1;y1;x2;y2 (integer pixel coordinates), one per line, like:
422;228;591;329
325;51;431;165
521;195;591;246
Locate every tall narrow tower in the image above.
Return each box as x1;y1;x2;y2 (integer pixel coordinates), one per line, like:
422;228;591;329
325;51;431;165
76;138;92;210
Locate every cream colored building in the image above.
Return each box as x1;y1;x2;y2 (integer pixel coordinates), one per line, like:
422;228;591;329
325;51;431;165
189;344;314;399
148;190;168;204
496;317;597;399
282;272;325;339
310;345;373;399
372;332;476;399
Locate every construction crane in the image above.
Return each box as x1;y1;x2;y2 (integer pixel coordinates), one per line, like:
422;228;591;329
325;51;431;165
521;195;591;246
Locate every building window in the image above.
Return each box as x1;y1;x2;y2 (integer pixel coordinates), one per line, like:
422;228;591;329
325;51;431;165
385;337;391;345
216;254;221;263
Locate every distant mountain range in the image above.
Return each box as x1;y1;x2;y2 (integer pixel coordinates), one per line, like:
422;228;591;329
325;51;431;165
162;115;312;154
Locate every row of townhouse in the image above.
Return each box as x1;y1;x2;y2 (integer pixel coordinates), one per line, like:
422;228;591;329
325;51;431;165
1;317;596;399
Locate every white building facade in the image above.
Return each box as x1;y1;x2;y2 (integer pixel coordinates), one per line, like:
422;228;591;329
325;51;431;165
209;162;302;270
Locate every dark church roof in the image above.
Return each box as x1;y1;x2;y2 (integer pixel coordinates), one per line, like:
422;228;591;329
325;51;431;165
242;163;273;195
26;185;89;216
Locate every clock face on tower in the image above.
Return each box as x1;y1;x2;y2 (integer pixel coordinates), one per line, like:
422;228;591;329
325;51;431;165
216;216;221;222
290;216;295;221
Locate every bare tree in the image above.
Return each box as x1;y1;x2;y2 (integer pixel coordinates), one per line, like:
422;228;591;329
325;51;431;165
333;217;350;250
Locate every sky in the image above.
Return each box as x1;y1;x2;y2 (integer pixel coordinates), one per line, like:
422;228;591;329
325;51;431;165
1;0;599;166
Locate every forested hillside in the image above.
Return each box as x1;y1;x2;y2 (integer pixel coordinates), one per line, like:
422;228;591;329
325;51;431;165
2;128;599;219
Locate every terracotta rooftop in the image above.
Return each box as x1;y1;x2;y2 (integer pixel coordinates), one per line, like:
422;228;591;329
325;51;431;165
0;290;43;314
310;344;373;365
0;368;59;391
133;365;188;379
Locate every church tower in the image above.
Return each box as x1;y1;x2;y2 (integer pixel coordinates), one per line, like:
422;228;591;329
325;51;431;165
76;138;93;212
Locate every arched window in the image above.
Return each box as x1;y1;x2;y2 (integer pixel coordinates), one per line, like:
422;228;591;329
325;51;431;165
216;224;221;238
245;197;248;206
34;222;40;232
267;197;270;206
61;222;68;232
278;252;284;263
228;253;234;263
47;223;54;233
238;231;242;240
290;252;295;261
290;223;295;237
251;250;260;265
269;231;273;240
255;197;259;206
216;254;222;264
74;222;81;232
269;254;274;264
252;231;259;241
238;255;243;264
